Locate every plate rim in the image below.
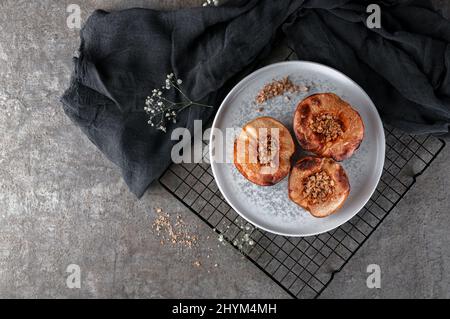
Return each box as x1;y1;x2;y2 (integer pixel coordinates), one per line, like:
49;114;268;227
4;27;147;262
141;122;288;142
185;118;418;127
210;60;386;237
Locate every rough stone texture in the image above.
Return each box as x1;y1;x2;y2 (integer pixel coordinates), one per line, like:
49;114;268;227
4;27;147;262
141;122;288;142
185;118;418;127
0;0;448;299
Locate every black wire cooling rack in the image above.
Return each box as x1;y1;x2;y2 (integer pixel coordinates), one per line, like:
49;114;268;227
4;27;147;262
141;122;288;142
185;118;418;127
159;43;445;298
160;125;445;299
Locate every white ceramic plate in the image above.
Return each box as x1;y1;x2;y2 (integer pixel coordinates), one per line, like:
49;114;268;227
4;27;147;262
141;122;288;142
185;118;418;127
210;61;385;237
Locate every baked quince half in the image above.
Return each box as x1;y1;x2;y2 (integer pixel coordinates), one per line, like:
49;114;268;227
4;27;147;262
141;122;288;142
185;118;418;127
234;117;295;186
293;93;364;161
289;157;350;218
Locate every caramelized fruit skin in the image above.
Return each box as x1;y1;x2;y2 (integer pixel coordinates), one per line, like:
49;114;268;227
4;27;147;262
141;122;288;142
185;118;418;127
293;93;365;161
234;117;295;186
288;157;350;218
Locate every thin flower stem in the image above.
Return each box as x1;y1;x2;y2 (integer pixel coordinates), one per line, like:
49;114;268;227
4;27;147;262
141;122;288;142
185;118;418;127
158;96;183;105
191;102;214;108
169;79;191;101
167;79;212;108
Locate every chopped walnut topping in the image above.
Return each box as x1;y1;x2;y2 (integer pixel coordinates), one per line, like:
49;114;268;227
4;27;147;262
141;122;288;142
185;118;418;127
256;77;305;104
257;134;278;167
303;170;335;204
310;114;343;142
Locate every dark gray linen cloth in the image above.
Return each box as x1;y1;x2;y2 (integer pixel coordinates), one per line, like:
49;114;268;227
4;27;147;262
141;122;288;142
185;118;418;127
61;0;450;197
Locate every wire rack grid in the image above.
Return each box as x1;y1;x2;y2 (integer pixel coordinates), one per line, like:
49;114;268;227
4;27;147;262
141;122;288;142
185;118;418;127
160;124;445;298
159;44;446;298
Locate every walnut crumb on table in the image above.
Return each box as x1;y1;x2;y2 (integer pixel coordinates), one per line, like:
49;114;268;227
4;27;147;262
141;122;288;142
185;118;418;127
152;208;198;248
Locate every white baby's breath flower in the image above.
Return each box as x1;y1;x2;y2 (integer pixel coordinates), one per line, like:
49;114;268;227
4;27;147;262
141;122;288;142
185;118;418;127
203;0;219;6
144;72;212;133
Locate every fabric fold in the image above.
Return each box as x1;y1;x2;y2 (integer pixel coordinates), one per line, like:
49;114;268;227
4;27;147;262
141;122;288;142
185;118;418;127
61;0;450;198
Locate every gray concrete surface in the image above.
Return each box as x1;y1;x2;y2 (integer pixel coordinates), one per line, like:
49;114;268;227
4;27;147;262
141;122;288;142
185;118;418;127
0;0;448;299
